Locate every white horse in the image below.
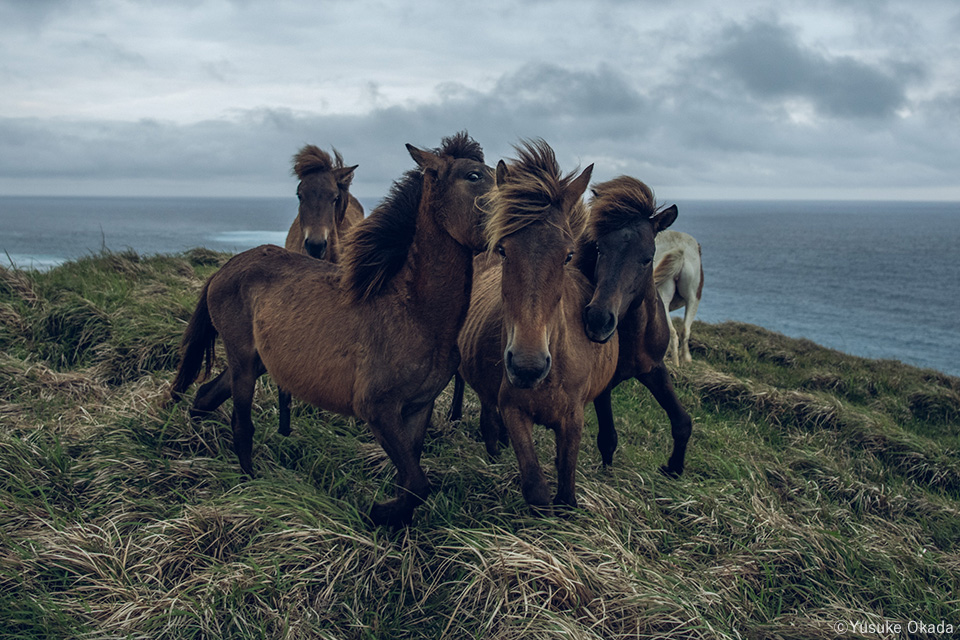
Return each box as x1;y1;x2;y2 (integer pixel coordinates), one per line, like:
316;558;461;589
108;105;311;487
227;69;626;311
653;230;703;366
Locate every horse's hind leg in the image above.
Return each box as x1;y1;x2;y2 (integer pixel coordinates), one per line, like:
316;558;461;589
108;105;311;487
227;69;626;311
367;403;433;527
638;362;691;478
479;402;507;458
447;373;465;422
229;356;264;477
594;387;618;466
191;368;233;419
278;387;292;436
680;296;700;363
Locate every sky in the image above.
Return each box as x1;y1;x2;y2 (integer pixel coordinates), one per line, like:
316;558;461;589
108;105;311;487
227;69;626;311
1;0;959;201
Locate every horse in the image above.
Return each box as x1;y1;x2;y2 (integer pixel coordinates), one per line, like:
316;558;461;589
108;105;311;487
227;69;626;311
278;145;365;437
456;139;616;511
653;230;703;366
577;177;692;473
169;132;493;527
284;144;364;262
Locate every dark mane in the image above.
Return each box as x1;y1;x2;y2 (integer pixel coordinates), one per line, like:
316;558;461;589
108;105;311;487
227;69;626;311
340;132;482;304
292;145;344;179
485;138;588;250
587;176;660;239
575;176;661;279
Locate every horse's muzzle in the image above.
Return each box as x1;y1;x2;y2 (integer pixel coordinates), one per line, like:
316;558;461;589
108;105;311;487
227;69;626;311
583;305;617;344
505;348;552;389
304;238;328;260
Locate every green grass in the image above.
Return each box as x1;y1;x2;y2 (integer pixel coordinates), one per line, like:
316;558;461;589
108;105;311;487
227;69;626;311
1;250;958;638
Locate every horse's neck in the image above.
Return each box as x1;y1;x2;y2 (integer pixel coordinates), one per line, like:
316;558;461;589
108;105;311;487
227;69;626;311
402;202;473;331
620;280;662;335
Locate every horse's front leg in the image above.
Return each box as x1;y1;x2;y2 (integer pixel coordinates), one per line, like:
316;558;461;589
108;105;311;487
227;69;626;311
637;362;692;477
553;407;584;509
365;402;432;527
500;404;551;510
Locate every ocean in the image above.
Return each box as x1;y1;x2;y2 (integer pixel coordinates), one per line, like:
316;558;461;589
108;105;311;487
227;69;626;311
2;196;958;377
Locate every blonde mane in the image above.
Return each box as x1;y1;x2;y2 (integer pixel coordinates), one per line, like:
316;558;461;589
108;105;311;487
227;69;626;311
485;139;588;251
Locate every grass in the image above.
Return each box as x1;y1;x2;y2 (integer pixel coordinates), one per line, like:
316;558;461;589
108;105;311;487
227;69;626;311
1;249;958;639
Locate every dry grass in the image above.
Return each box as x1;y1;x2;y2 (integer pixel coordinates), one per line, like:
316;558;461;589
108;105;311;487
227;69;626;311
1;254;958;639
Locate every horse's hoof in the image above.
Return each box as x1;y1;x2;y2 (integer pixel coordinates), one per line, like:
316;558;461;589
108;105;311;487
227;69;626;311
369;499;413;528
659;464;683;479
278;426;291;437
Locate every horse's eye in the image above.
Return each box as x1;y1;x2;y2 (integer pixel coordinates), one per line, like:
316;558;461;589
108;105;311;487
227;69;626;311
565;252;574;265
333;194;341;203
642;258;653;267
497;245;506;259
467;171;483;182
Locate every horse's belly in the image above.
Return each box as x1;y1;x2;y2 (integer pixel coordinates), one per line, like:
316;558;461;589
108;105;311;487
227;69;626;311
255;319;359;418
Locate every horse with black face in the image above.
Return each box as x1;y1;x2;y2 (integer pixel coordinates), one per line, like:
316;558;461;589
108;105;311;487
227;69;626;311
279;145;365;436
576;177;692;474
457;140;616;511
170;132;493;527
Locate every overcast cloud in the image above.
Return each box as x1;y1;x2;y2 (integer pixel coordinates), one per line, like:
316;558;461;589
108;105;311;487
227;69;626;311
1;0;958;200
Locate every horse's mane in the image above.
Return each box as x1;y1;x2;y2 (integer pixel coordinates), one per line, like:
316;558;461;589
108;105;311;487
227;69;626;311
574;175;662;278
292;145;344;179
341;132;483;304
485;139;588;251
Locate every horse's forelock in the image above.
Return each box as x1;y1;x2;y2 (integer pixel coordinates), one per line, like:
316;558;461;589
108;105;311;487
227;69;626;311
587;176;659;240
486;139;586;250
436;131;484;162
292;144;344;179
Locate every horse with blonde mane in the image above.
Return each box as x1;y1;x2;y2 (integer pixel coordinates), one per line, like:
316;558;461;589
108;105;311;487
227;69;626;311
170;132;493;527
457;139;615;511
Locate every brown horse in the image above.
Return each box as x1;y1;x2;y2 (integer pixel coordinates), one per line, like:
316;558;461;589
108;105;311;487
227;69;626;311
284;145;364;262
279;145;364;437
457;140;616;511
576;177;692;474
169;132;493;527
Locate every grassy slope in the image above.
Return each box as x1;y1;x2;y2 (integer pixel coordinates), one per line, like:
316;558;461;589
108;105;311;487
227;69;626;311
1;250;958;639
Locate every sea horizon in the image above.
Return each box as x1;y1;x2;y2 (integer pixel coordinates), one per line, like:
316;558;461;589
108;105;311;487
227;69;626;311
2;195;958;377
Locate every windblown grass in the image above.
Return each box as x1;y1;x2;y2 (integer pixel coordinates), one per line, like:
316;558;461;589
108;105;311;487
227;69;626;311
1;251;958;638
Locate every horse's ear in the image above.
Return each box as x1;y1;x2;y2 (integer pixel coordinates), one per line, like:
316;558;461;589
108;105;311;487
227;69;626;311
407;144;440;173
496;159;509;187
654;204;678;232
335;164;358;187
564;163;594;209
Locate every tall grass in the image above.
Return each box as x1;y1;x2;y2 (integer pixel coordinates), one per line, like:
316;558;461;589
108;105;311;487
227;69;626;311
1;250;958;639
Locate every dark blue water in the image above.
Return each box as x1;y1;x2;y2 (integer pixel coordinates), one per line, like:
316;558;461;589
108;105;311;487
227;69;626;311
2;196;958;376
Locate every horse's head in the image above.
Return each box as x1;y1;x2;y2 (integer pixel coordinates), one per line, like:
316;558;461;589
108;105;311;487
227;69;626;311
488;140;593;389
577;177;677;343
292;145;358;262
406;132;493;253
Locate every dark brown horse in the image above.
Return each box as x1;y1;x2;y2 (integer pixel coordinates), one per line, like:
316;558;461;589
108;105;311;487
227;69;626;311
170;132;493;527
285;145;364;262
457;140;616;511
576;177;692;474
279;145;364;437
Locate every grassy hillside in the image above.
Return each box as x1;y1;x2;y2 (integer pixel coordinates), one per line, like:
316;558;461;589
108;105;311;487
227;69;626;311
1;250;958;639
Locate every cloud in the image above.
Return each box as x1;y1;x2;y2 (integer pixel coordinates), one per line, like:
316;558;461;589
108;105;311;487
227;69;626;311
706;20;918;119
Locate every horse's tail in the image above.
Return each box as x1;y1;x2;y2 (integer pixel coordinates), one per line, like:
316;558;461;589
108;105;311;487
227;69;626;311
654;250;683;289
169;279;218;403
